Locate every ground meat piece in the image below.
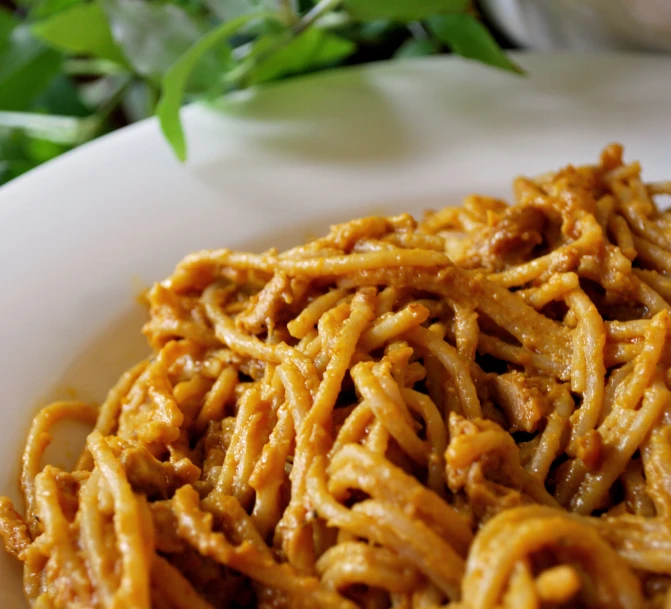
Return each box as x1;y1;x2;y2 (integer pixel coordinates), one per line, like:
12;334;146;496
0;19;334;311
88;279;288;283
487;371;550;433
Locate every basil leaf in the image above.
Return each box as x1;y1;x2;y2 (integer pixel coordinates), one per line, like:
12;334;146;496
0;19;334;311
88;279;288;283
157;14;260;161
206;0;288;21
0;110;99;145
249;28;355;84
30;0;84;19
64;57;125;76
394;38;439;59
344;0;467;22
0;126;68;185
25;135;69;164
0;26;62;111
0;9;15;55
428;14;522;73
0;129;33;185
356;19;393;41
205;0;258;20
33;74;91;116
103;0;210;81
0;158;37;185
31;3;127;64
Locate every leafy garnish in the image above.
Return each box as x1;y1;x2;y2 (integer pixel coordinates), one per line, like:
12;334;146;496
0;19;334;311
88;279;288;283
0;0;520;182
249;28;355;85
394;37;440;59
157;13;261;161
31;2;127;64
428;14;523;73
30;0;85;20
0;8;15;54
0;25;62;111
102;0;207;80
344;0;468;22
0;110;99;145
205;0;263;20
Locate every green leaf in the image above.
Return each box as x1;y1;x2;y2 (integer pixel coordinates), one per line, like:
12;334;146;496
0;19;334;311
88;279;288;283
103;0;208;80
64;57;125;76
0;158;37;185
0;111;100;145
157;13;261;161
25;136;69;163
0;8;15;55
249;28;355;84
205;0;257;20
427;14;522;73
0;128;28;164
0;126;69;185
30;0;84;19
394;37;439;59
170;0;210;17
32;74;91;116
205;0;289;21
31;2;127;64
349;18;388;41
239;14;288;38
344;0;467;22
0;26;62;111
313;10;350;30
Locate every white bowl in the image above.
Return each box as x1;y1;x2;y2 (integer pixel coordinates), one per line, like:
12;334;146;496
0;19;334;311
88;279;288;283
481;0;671;52
1;53;671;606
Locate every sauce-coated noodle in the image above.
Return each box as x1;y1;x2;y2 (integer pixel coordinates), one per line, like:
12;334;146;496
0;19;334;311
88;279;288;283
2;144;671;608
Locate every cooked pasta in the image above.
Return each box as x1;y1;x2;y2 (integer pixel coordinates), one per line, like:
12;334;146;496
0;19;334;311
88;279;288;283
2;144;671;609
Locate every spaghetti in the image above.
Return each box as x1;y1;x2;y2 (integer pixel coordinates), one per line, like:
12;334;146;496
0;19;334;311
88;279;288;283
2;144;671;608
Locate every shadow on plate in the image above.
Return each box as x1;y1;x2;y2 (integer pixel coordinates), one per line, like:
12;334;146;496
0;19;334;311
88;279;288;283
202;67;415;166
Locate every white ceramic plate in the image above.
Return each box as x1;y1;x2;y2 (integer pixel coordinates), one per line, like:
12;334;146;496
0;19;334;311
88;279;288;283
1;53;670;605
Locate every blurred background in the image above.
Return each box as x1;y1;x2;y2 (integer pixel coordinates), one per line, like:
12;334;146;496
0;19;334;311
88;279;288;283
0;0;669;185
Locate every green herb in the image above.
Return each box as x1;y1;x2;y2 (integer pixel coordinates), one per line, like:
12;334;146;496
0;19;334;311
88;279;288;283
0;0;519;184
428;14;522;73
394;37;440;59
157;13;259;161
31;2;127;64
0;111;99;145
0;25;62;111
102;0;208;80
30;0;85;20
249;28;356;85
0;9;15;53
344;0;468;22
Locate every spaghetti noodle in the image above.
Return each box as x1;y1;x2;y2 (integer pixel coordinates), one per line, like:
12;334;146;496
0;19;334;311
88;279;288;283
2;144;671;608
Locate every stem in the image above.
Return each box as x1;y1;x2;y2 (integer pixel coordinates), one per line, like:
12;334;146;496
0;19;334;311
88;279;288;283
97;76;132;123
314;11;351;29
279;0;299;25
408;21;429;40
0;111;93;145
293;0;343;34
232;40;255;61
64;58;125;76
228;0;343;88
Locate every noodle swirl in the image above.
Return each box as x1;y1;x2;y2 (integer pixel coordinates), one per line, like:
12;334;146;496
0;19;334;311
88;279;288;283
2;144;671;608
